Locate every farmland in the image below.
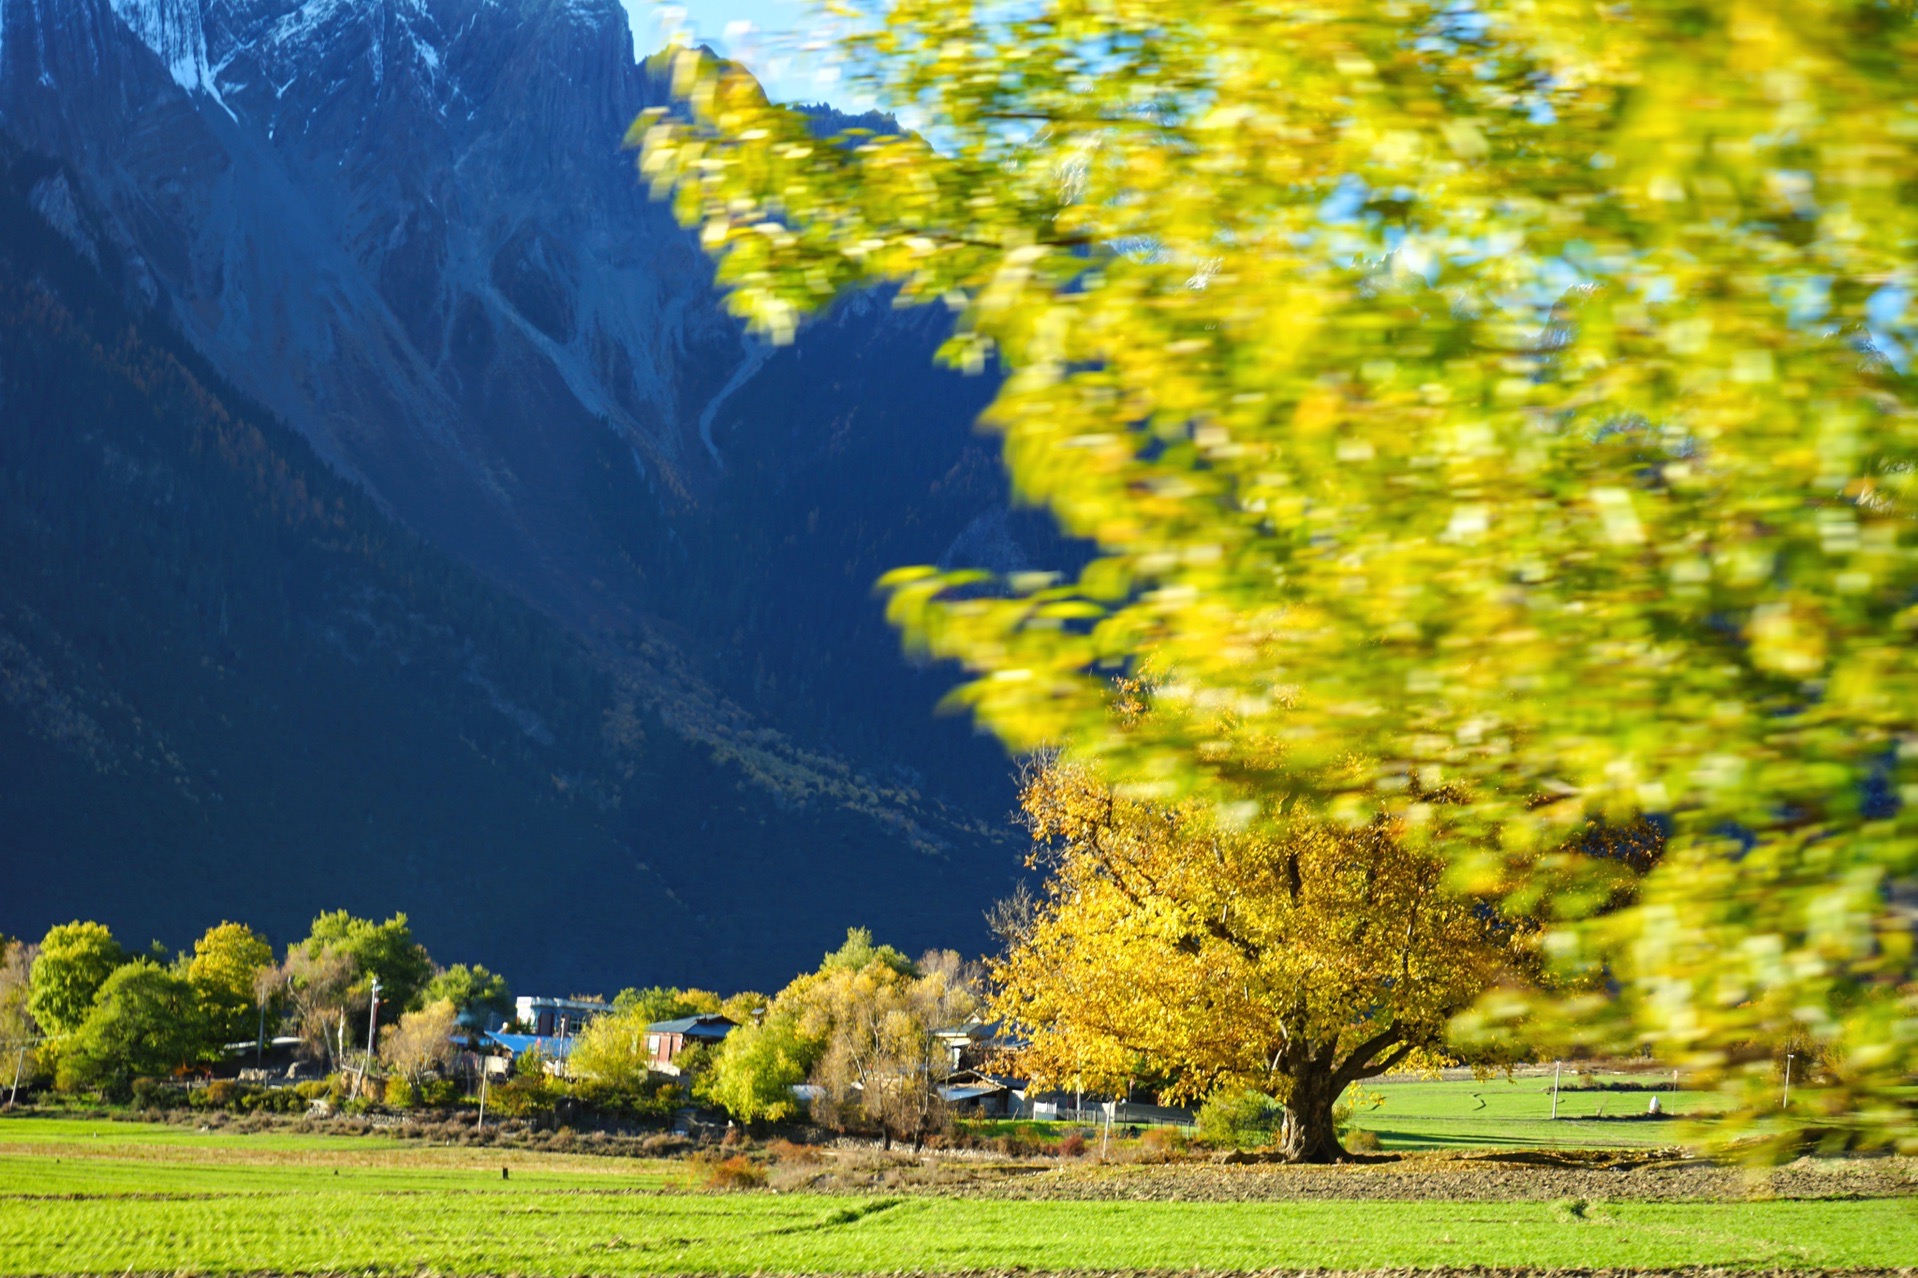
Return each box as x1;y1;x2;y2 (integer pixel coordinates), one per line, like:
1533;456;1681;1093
1;1107;1914;1275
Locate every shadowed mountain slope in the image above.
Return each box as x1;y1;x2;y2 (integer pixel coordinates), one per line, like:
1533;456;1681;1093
0;0;1054;988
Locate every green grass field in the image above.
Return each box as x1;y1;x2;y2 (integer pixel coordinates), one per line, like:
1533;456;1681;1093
1348;1074;1728;1151
966;1073;1725;1153
1;1114;1914;1274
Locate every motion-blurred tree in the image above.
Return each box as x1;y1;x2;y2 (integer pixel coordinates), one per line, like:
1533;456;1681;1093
696;1012;811;1125
282;944;357;1069
643;2;1918;1144
610;985;722;1022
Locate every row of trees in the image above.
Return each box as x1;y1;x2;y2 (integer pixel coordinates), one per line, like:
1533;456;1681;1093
0;912;510;1099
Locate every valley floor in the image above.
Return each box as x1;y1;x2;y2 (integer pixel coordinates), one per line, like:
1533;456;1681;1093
0;1115;1913;1275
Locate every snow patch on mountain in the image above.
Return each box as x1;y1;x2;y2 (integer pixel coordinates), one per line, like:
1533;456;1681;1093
109;0;227;108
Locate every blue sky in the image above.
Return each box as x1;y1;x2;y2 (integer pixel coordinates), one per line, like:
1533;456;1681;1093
620;0;847;105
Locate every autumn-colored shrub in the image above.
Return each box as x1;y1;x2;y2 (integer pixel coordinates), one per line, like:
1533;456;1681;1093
767;1138;820;1163
1057;1131;1087;1158
1345;1128;1383;1153
1137;1126;1186;1162
704;1154;767;1189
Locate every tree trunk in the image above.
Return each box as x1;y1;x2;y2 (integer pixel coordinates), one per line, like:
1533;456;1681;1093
1276;1068;1347;1164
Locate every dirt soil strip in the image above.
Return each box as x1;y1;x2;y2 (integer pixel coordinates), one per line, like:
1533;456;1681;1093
961;1154;1918;1203
41;1258;1918;1266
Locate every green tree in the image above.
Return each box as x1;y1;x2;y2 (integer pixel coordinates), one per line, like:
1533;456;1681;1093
185;923;275;1045
28;922;126;1037
0;940;40;1095
643;3;1918;1140
610;985;723;1022
1196;1089;1283;1152
696;1013;811;1126
819;927;917;978
567;1005;657;1092
56;963;211;1099
422;964;512;1029
297;911;434;1013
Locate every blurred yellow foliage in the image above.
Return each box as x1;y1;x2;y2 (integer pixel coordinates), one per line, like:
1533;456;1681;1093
642;1;1918;1144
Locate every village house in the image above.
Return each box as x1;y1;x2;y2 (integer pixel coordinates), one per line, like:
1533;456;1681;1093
932;1017;1025;1073
645;1014;736;1072
513;995;608;1038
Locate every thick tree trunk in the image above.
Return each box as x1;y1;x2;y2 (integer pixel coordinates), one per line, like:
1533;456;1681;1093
1275;1068;1347;1164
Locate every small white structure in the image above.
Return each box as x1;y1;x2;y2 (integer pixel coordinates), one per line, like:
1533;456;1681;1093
514;996;608;1038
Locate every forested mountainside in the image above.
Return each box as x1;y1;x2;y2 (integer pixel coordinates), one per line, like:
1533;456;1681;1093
0;133;1021;992
0;0;1072;983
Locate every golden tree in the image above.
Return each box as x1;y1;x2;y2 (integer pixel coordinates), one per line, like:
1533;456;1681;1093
185;923;275;1046
642;1;1918;1141
378;1000;461;1092
996;755;1529;1162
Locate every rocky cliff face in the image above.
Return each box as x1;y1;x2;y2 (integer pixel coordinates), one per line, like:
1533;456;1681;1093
0;0;1050;986
3;0;744;624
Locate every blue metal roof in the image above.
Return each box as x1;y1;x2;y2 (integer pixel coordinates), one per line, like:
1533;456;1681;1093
483;1031;578;1060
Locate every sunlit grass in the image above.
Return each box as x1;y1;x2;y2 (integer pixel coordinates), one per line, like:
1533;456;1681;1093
1348;1073;1733;1152
1;1114;1913;1274
964;1073;1734;1153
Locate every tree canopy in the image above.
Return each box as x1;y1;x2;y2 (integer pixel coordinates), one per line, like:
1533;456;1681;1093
995;752;1530;1160
422;964;513;1029
296;911;434;1014
642;2;1918;1140
55;962;210;1098
186;922;275;1045
27;922;126;1038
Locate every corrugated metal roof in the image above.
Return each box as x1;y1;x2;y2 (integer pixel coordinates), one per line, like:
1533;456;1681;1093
483;1031;578;1060
645;1015;736;1038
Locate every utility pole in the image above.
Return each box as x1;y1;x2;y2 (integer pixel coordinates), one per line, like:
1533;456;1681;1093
1782;1053;1795;1109
1550;1060;1561;1121
6;1044;27;1111
357;976;382;1100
